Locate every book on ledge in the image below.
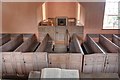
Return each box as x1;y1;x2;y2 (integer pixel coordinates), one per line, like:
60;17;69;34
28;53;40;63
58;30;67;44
41;68;79;78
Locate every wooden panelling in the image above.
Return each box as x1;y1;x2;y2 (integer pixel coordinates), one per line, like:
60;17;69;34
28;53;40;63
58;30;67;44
36;34;53;52
67;53;83;71
35;52;48;70
88;34;119;73
83;35;106;73
12;52;25;76
80;73;119;78
112;34;120;47
2;52;17;76
2;52;48;76
104;53;118;73
0;34;23;52
15;34;39;52
87;35;105;53
48;53;68;69
83;54;105;73
70;34;84;53
38;26;55;42
0;34;10;46
48;53;83;72
38;26;83;42
99;35;120;53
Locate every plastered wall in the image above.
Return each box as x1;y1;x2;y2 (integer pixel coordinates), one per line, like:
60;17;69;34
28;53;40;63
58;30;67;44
46;2;77;18
2;2;119;40
80;2;119;39
2;2;42;37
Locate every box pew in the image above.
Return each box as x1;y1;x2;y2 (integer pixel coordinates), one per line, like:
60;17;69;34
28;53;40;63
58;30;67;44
15;34;40;52
36;34;54;52
68;34;84;71
2;52;48;76
83;35;106;73
112;34;120;47
99;34;120;47
0;34;23;52
48;34;84;72
98;35;119;73
70;34;84;53
0;34;11;46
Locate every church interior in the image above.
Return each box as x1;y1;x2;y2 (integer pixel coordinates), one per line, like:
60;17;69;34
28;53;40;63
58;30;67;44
0;1;120;79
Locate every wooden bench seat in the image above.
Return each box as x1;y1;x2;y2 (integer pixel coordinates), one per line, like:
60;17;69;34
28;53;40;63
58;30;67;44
112;34;120;47
15;34;40;52
70;34;84;53
83;35;106;73
36;34;53;52
2;52;48;76
99;35;119;73
99;34;120;53
83;42;93;54
0;34;11;46
0;34;23;52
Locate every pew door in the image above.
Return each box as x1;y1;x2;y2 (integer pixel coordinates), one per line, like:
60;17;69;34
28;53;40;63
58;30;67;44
104;53;118;73
22;53;38;75
2;53;17;76
48;54;68;69
83;54;105;73
67;53;83;72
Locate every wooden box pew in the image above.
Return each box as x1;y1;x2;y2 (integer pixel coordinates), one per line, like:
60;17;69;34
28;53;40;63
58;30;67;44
14;34;40;52
69;34;84;53
48;34;84;72
0;34;11;46
67;34;84;71
83;35;106;73
98;34;119;73
112;34;120;47
99;34;120;47
2;52;48;77
36;34;54;52
0;34;23;52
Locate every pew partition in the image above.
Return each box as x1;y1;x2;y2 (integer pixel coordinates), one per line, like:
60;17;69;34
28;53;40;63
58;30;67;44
0;34;11;46
0;34;23;52
2;52;48;77
83;35;106;73
15;34;40;52
98;34;119;73
36;34;54;52
67;34;84;71
112;34;120;47
99;34;120;47
48;34;84;72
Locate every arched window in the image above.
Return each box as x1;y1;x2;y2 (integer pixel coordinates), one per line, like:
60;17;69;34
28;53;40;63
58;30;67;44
103;0;120;29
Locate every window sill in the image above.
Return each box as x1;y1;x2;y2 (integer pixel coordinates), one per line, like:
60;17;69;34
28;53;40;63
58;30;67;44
102;29;120;30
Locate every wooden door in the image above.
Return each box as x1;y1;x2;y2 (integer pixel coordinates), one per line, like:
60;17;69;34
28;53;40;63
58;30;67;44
22;53;37;75
104;53;118;73
83;54;105;73
48;54;68;69
2;52;17;76
67;53;83;72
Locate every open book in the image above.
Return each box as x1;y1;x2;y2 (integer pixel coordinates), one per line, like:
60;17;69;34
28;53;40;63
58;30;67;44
41;68;79;78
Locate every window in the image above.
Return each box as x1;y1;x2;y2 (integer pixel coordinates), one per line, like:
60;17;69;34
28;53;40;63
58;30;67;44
42;3;46;20
76;3;81;26
103;0;120;29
